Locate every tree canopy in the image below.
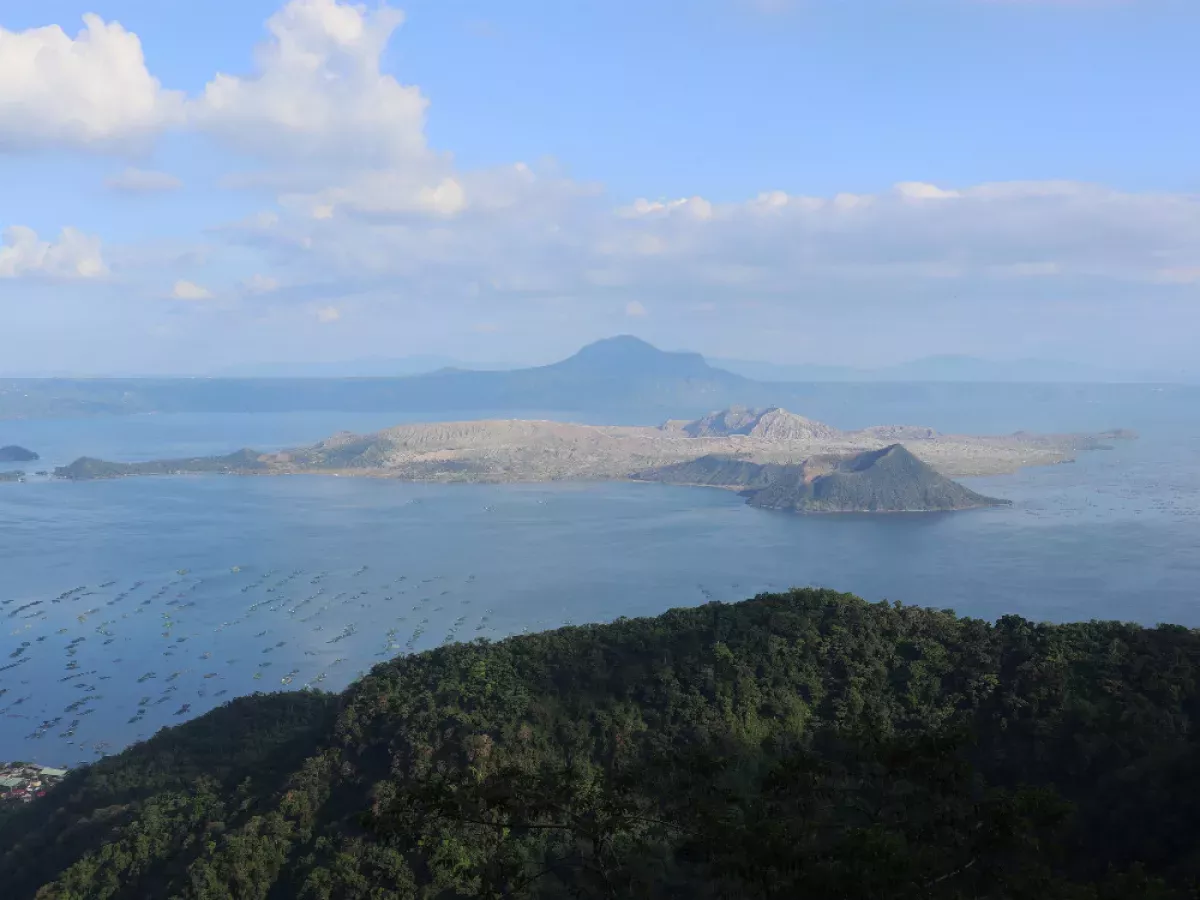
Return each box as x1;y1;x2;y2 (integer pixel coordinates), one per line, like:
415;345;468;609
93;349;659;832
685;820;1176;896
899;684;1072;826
5;588;1200;899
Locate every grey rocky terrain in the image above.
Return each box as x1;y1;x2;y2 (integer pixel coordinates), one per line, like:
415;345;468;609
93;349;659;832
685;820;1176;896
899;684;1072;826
55;406;1132;486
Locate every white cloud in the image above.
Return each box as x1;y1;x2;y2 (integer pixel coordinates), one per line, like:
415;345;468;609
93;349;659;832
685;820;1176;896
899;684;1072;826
0;15;184;151
244;273;281;293
192;0;429;166
0;226;107;279
625;301;648;318
106;167;183;194
315;304;341;322
232;176;1200;320
171;279;214;300
620;196;714;220
894;181;961;201
282;173;468;219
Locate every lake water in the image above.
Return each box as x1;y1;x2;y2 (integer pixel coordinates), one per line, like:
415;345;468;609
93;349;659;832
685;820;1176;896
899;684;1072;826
1;392;1198;766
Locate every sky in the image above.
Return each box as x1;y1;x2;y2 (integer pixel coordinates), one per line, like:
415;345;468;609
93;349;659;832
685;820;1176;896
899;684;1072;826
1;0;1198;375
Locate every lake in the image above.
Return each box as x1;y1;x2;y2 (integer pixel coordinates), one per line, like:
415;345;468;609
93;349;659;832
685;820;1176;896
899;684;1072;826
1;391;1197;766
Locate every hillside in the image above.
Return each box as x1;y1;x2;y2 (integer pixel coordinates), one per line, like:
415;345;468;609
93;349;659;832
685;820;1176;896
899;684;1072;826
5;590;1200;898
748;444;1008;513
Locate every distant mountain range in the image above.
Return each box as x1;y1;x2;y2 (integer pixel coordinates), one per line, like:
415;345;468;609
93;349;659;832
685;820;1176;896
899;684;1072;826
0;335;1192;423
5;338;1192;384
215;356;520;377
216;348;1187;384
0;336;756;420
711;354;1189;384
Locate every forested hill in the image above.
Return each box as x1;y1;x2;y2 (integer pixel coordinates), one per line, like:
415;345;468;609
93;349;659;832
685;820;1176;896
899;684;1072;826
6;590;1200;898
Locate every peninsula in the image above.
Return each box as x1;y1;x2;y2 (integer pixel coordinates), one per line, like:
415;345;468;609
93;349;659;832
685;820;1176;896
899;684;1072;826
52;406;1131;512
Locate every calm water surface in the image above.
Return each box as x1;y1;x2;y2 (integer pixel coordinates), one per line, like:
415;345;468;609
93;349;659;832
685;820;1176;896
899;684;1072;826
1;397;1197;766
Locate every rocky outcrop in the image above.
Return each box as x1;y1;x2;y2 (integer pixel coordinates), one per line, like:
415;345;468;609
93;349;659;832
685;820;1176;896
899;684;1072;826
673;406;841;441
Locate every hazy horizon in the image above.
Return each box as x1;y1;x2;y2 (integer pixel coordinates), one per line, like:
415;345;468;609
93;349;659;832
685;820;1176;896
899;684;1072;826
1;335;1194;383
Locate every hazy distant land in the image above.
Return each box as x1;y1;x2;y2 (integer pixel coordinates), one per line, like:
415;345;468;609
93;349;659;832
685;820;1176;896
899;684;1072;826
2;336;1191;423
0;445;38;462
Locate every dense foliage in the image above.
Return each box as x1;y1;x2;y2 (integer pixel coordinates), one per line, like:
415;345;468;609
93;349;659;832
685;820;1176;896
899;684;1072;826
4;589;1200;898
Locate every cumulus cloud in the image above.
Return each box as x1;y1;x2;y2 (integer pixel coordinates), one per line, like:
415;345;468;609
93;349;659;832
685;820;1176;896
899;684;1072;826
315;304;341;322
171;279;214;300
106;167;184;193
193;0;428;166
0;226;107;279
625;301;648;318
0;15;184;151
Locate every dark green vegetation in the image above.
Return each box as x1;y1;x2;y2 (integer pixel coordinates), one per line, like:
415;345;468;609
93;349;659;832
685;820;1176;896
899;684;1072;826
5;590;1200;898
53;450;268;481
635;444;1008;512
0;445;38;462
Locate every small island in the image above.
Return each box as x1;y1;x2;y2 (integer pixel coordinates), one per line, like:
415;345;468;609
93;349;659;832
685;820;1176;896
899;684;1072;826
635;444;1009;513
50;406;1133;515
0;445;38;463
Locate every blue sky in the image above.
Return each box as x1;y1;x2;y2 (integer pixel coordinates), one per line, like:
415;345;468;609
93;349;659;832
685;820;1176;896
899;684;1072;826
2;0;1198;375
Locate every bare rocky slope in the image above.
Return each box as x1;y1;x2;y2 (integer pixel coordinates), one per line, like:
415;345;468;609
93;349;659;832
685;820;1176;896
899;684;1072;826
54;405;1130;489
